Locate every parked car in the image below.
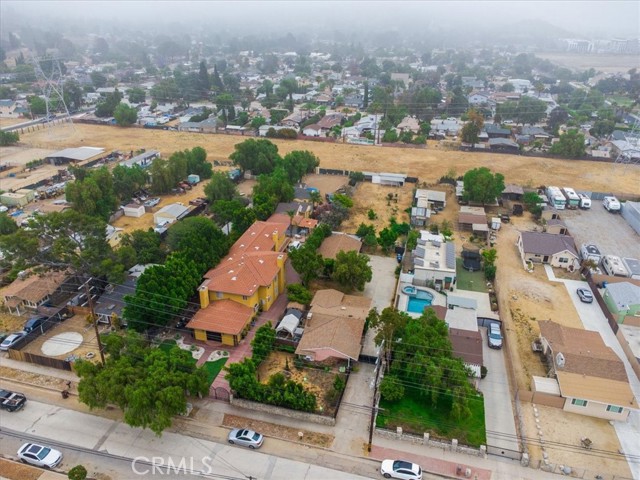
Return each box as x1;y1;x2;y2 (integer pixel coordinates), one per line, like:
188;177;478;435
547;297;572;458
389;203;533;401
0;389;27;412
227;428;264;449
23;315;46;333
17;443;63;469
487;323;503;349
577;288;594;303
380;459;422;480
0;332;25;351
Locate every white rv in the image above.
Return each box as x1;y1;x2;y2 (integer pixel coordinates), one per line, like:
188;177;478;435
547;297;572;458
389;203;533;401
580;244;602;264
577;193;591;209
603;196;621;213
546;186;566;210
561;187;580;209
601;255;629;277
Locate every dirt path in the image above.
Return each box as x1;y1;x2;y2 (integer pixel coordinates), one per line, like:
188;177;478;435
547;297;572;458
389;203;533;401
16;124;640;195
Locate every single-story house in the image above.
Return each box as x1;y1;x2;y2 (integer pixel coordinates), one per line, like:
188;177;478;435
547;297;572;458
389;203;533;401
603;282;640;324
501;184;524;201
517;231;580;270
397;116;420;134
411;232;457;291
489;138;520;151
448;327;483;378
458;206;487;231
302;124;322;137
177;117;218;134
295;289;372;364
153;203;190;226
2;270;70;316
537;320;638;421
415;189;446;209
318;232;362;260
484;124;512;138
119;150;160;169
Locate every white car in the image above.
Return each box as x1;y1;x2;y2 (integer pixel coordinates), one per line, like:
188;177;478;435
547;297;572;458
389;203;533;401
18;443;63;469
0;332;25;351
227;428;264;449
380;459;422;480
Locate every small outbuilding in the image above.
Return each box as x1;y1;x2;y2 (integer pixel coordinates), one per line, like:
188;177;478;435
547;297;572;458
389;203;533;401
123;203;145;218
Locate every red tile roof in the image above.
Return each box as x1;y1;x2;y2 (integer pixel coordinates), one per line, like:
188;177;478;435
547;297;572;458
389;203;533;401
229;220;288;256
186;299;253;335
203;251;285;296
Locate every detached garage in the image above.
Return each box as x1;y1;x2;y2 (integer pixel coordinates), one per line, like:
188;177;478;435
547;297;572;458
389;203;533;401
123;204;145;218
153;203;189;226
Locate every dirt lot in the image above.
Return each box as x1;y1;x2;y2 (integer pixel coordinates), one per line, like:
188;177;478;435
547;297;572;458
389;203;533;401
257;351;339;415
20;313;102;361
15;124;640;195
0;146;60;191
303;173;349;196
492;213;631;477
340;181;413;233
561;207;640;259
535;52;640;74
222;413;334;448
0;458;43;480
0;365;72;391
0;311;28;334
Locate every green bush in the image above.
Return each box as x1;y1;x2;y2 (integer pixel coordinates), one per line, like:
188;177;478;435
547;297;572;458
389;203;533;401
68;465;88;480
484;264;496;281
287;283;313;305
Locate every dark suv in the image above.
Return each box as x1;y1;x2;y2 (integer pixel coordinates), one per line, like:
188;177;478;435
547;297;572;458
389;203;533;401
23;316;46;333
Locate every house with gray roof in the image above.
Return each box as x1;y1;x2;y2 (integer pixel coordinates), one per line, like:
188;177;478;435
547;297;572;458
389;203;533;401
412;231;457;291
517;231;579;270
603;282;640;324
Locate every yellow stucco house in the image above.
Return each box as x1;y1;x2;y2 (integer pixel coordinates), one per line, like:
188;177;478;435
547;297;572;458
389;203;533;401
187;220;288;346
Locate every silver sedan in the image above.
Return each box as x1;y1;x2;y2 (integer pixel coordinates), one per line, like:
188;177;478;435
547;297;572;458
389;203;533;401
227;428;264;449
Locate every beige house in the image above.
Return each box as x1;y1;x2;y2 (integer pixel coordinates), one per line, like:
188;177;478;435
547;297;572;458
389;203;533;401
537;320;637;421
517;231;580;270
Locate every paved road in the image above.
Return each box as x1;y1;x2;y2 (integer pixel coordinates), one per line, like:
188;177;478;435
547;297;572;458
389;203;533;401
0;399;378;480
478;327;520;455
545;266;640;480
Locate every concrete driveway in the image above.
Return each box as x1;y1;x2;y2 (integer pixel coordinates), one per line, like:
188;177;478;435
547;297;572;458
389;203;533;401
362;255;398;311
545;266;640;479
478;327;520;456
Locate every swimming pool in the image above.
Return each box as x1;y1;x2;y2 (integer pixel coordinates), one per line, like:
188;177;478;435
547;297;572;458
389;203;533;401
405;289;434;313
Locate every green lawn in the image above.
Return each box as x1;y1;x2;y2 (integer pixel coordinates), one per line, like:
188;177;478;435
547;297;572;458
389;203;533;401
456;258;488;293
158;340;226;386
607;95;635;107
201;358;227;385
376;389;486;447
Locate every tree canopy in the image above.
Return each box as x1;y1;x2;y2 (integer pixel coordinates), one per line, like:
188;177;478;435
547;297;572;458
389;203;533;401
462;167;505;205
75;331;209;435
230;138;281;175
204;171;237;204
113;103;138;127
332;250;373;291
550;129;586;158
65;167;118;220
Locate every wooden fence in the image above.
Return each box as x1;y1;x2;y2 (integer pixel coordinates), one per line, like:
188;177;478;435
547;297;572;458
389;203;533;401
8;349;73;371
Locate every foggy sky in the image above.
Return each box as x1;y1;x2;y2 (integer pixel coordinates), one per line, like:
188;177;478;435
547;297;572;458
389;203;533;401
2;1;639;39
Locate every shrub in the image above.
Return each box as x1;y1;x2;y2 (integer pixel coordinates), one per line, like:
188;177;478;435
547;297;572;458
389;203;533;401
484;264;497;281
367;209;377;220
380;374;405;402
68;465;88;480
480;366;488;379
287;283;313;305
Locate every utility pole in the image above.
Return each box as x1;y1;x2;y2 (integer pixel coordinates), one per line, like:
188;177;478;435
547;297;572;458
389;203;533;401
83;278;105;365
367;351;383;453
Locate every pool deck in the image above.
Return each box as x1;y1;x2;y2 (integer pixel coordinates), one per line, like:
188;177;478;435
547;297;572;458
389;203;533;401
397;281;447;317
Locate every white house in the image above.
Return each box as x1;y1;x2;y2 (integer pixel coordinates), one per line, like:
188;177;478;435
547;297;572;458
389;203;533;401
517;232;580;270
411;232;457;291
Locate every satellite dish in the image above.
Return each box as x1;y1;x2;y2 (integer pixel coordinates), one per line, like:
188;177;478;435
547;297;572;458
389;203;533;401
556;352;565;368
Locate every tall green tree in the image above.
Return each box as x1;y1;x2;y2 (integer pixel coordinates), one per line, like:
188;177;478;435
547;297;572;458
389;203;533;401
332;250;373;291
230;138;281;175
204;171;237;204
112;165;148;201
75;331;209;435
0;213;18;235
95;90;123;118
166;217;229;273
113;103;138;126
550;129;586;158
65;167;118;220
279;151;320;183
289;247;324;286
127;87;147;104
462;167;505;205
119;229;166;265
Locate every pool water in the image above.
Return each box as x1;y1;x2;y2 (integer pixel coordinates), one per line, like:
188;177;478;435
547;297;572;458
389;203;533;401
406;290;434;313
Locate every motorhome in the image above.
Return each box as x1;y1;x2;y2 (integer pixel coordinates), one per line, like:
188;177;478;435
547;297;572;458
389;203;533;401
545;186;566;210
603;196;621;213
601;255;629;277
580;244;602;264
577;193;591;209
561;187;580;209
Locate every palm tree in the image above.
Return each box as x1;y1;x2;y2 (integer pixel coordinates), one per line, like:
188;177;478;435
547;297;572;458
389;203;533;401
309;191;322;212
286;209;296;237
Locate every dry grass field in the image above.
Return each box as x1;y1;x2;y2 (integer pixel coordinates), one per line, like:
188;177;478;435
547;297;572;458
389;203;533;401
16;123;640;196
535;52;640;74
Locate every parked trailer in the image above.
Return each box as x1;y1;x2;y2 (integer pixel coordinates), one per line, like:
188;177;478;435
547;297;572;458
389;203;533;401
603;196;621;213
601;254;629;278
577;193;591;209
545;186;566;210
561;187;580;209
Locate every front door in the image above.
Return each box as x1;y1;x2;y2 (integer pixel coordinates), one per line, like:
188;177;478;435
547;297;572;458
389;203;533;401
543;255;549;263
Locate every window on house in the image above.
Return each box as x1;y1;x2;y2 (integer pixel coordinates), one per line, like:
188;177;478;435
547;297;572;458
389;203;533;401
216;292;223;299
253;303;259;312
559;258;568;263
571;398;588;407
606;405;623;413
242;295;248;301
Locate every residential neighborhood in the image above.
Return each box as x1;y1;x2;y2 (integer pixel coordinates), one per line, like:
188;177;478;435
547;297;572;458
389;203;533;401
1;2;639;480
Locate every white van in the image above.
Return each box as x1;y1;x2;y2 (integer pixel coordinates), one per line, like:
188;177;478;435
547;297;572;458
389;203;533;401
603;196;621;213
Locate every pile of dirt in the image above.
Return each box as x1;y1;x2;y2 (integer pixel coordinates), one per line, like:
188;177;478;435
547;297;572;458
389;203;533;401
222;414;333;448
